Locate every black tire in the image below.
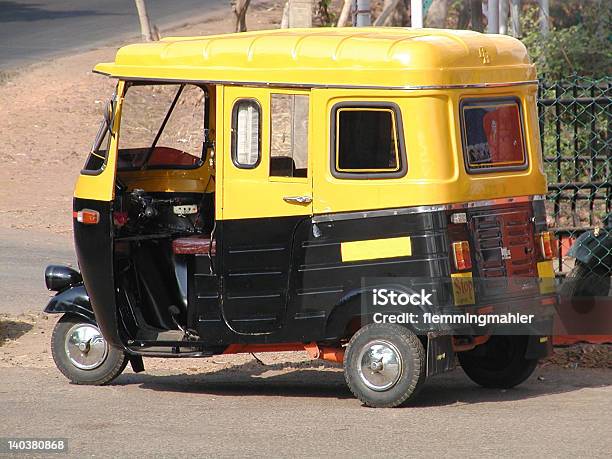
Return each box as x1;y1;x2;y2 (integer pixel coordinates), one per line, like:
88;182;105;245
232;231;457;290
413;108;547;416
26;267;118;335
458;335;537;389
560;262;611;314
344;323;426;408
51;314;128;385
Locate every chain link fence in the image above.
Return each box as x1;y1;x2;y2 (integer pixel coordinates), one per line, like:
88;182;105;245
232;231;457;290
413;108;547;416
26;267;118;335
538;76;611;278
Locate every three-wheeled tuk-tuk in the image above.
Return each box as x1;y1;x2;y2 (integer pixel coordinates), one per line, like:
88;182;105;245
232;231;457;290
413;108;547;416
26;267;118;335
45;28;555;407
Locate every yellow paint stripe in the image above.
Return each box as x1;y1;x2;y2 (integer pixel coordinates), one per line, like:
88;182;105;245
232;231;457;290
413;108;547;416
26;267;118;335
340;236;411;262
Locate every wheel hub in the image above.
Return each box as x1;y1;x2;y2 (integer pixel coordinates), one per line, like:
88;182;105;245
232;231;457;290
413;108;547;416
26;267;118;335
357;340;403;391
64;323;108;370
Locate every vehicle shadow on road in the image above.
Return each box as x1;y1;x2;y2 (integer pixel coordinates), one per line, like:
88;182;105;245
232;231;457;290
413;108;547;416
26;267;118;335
113;360;611;407
0;318;33;346
119;359;353;400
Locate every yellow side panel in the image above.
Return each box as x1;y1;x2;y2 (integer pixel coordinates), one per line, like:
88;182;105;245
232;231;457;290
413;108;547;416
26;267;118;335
341;236;412;262
537;261;556;294
451;272;475;306
221;86;313;220
310;85;547;215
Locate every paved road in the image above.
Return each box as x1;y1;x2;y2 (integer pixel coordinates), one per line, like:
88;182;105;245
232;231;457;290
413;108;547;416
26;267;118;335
0;228;75;314
0;0;228;69
0;365;610;457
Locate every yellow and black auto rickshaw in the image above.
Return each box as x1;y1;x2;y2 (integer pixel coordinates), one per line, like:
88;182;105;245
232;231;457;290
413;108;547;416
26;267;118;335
44;28;556;407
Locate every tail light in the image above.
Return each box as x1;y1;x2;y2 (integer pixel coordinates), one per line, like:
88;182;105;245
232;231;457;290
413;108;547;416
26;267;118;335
452;241;472;271
539;231;554;259
73;209;100;225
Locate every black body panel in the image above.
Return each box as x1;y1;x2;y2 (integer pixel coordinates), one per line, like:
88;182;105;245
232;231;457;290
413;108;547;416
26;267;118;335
81;194;550;351
217;216;303;334
193;208;453;345
73;198;123;348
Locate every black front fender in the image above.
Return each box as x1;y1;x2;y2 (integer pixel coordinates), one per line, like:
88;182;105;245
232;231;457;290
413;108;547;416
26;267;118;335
44;283;96;323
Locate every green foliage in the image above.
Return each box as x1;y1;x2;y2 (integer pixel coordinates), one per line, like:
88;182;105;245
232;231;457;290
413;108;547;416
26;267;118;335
521;1;611;79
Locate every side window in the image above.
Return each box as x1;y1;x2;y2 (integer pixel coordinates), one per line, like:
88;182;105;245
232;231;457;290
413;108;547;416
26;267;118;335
270;94;309;178
231;99;261;168
332;103;407;179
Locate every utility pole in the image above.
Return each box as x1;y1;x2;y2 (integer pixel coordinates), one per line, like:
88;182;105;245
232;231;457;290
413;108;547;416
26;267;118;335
411;0;423;28
487;0;499;33
354;0;371;26
287;0;313;28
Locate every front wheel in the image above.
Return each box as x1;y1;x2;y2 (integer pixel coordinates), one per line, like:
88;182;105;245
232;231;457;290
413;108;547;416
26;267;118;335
344;323;426;408
458;335;537;389
51;314;128;385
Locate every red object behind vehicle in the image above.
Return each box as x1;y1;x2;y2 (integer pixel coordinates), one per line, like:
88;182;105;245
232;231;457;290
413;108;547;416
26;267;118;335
483;105;523;164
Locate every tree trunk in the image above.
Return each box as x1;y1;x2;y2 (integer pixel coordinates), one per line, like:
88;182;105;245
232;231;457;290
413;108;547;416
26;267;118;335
337;0;353;27
499;0;509;34
425;0;449;28
510;0;520;37
231;0;251;32
134;0;154;41
470;0;483;32
374;0;402;26
281;1;290;28
457;0;470;29
539;0;549;35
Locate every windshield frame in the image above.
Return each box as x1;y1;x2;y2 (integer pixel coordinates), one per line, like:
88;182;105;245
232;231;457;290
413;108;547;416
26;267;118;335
116;81;209;172
80;89;118;176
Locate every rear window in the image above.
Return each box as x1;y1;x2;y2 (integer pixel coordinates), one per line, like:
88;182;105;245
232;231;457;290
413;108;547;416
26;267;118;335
460;98;527;173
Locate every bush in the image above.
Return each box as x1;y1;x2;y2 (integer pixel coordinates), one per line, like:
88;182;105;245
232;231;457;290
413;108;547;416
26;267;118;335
521;0;611;79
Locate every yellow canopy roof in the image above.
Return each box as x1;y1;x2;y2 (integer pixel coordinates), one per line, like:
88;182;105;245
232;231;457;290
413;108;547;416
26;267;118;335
94;28;536;89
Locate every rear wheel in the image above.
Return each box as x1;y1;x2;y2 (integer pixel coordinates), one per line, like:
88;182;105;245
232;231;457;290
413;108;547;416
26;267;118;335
51;314;128;385
458;335;537;389
344;323;426;408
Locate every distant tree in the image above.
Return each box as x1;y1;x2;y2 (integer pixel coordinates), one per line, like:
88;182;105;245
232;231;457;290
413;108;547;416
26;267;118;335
521;0;611;78
231;0;252;32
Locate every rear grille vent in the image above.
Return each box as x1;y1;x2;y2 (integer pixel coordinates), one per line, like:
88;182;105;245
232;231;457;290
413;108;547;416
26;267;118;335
471;208;538;296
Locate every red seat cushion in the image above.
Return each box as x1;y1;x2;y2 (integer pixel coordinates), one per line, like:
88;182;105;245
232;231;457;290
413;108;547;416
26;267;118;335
172;235;216;255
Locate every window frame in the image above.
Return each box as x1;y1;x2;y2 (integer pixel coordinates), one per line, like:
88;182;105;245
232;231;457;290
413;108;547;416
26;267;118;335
459;96;528;174
231;98;262;169
330;101;408;179
269;92;310;180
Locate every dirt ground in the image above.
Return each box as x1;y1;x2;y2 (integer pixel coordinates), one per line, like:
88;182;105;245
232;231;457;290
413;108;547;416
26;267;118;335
1;312;611;457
